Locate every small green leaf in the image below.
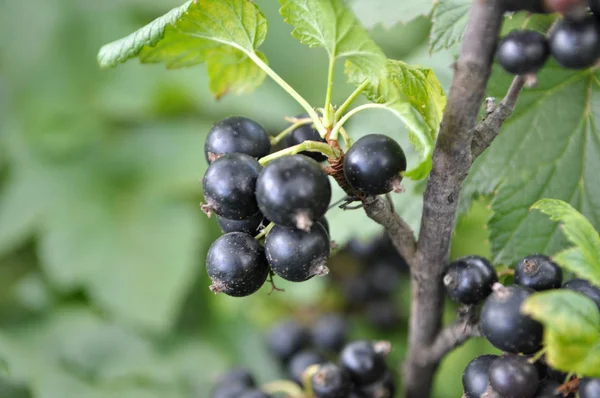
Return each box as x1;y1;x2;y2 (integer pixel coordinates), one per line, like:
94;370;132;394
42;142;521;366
429;0;471;53
523;290;600;377
351;0;435;29
98;0;269;98
531;199;600;286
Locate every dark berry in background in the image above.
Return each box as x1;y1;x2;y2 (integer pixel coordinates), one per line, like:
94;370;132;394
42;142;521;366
340;340;388;386
514;254;562;291
311;363;352;398
497;30;550;75
480;285;544;354
343;134;407;196
256;155;331;230
535;380;562;398
360;370;397;398
488;355;539;398
563;278;600;310
238;390;272;398
215;367;256;388
205;116;271;163
267;320;311;365
443;255;497;305
462;354;498;398
312;313;349;354
206;232;269;297
579;378;600;398
210;384;249;398
550;16;600;70
288;350;326;385
284;114;327;162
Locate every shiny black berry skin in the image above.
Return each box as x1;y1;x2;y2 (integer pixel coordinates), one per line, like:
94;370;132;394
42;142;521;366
256;155;331;230
343;134;407;196
204;116;270;163
360;371;396;398
215;368;256;388
288;350;326;385
202;153;261;220
267;320;311;364
340;341;387;386
579;378;600;398
238;390;272;398
550;16;600;70
514;254;562;291
462;354;499;398
265;223;330;282
443;255;498;305
489;355;539;398
563;278;600;310
285;115;327;162
535;380;562;398
312;314;349;354
206;232;269;297
480;285;544;354
312;363;352;398
497;30;550;75
216;212;265;235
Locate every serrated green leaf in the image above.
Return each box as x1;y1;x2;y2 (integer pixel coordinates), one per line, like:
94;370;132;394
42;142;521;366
531;199;600;286
99;0;268;98
351;0;435;29
462;63;600;265
429;0;471;53
523;290;600;377
97;1;193;68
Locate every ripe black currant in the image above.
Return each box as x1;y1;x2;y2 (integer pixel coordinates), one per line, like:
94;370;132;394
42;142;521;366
202;153;261;220
311;313;349;354
265;223;330;282
311;363;352;398
364;300;402;331
367;259;403;297
360;370;396;398
238;390;272;398
535;380;562;398
217;212;265;235
343;134;407;196
318;217;330;236
550;16;600;69
579;378;600;398
443;255;498;305
488;355;540;398
215;368;256;388
504;0;547;12
206;232;269;297
480;285;544;354
563;278;600;310
288;350;326;385
497;30;550;75
267;320;311;364
340;340;388;386
284;114;327;162
204;116;270;163
256;155;331;230
462;354;498;398
514;254;562;291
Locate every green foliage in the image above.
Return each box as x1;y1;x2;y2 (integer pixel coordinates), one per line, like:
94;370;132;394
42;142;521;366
351;0;435;29
523;290;600;377
429;0;470;53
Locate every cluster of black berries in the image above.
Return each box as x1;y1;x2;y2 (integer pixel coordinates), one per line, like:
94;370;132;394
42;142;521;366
443;254;600;397
497;3;600;76
327;233;409;332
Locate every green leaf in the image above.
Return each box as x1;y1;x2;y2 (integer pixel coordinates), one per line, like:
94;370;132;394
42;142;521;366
462;63;600;265
351;0;435;29
429;0;471;53
531;199;600;286
99;0;269;98
523;290;600;377
346;59;447;179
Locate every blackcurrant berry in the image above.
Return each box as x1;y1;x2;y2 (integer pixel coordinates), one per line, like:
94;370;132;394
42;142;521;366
462;354;499;398
360;370;396;398
284;114;327;162
535;380;562;398
311;314;349;354
497;30;550;75
563;278;600;310
343;134;407;196
204;116;270;163
267;320;311;364
318;217;330;236
217;212;265;235
367;259;403;297
514;254;562;291
256;155;331;230
364;300;402;331
215;368;256;388
211;384;249;398
238;390;272;398
504;0;548;12
311;363;352;398
202;153;261;220
579;378;600;398
550;16;600;69
443;255;498;305
206;232;269;297
265;223;330;282
288;350;326;385
489;355;539;398
340;341;388;386
480;285;544;354
341;276;378;307
592;0;600;18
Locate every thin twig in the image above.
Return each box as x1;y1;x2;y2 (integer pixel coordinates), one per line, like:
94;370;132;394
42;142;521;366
424;306;481;364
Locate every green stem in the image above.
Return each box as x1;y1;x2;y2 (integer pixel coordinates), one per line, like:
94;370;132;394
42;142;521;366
259;141;340;166
270;118;312;145
335;80;369;121
262;380;305;397
323;57;336;127
249;52;325;136
528;347;547;363
330;103;388;141
255;222;275;241
338;126;352;147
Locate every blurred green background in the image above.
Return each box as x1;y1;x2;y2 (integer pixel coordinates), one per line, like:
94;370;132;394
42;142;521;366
0;1;500;397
